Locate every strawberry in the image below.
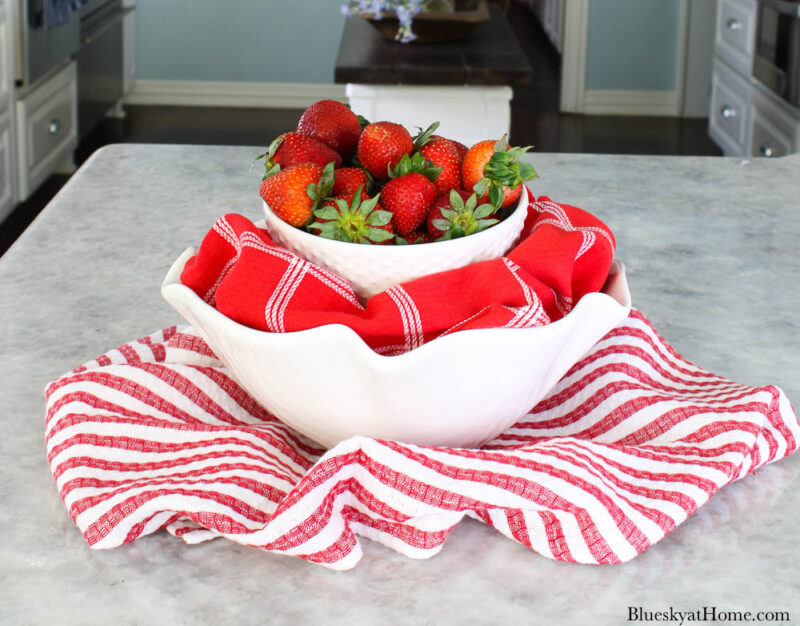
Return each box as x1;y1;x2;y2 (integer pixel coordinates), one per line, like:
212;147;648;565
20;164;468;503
297;99;362;159
419;137;461;194
431;135;468;163
357;122;413;180
257;132;341;178
259;162;334;227
380;172;437;236
427;190;499;240
308;186;394;244
462;135;538;210
332;167;371;198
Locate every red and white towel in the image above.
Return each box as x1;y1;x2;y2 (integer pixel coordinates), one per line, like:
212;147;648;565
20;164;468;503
179;194;616;354
45;311;799;569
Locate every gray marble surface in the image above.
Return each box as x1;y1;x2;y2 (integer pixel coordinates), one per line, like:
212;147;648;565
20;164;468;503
1;144;798;625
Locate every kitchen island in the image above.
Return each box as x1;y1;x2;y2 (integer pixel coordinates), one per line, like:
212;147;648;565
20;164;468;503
1;144;798;625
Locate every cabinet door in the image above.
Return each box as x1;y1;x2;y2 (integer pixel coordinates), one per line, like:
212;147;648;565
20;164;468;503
709;60;750;156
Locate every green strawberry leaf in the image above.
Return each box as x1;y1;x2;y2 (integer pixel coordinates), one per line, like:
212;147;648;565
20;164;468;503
448;189;465;211
366;209;392;226
488;185;503;210
473;203;495;219
412;121;440;151
464;193;477;213
518;163;539;181
366;227;394;242
473;178;491;196
451;226;465;239
357;114;370;131
432;218;451;231
478;218;500;229
313;205;339;220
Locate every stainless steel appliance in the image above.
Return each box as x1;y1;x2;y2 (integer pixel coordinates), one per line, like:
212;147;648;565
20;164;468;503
753;0;800;106
12;0;81;87
77;0;134;140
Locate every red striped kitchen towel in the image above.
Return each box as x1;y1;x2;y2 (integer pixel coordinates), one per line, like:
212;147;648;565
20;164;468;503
44;310;799;569
179;193;615;354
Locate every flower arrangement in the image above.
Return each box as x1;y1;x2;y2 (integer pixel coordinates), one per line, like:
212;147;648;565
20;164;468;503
341;0;454;43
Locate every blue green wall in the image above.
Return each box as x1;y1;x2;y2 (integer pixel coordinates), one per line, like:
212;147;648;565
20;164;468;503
133;0;346;83
585;0;681;91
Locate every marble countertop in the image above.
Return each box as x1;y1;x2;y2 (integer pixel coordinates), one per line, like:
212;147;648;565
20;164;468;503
1;144;798;625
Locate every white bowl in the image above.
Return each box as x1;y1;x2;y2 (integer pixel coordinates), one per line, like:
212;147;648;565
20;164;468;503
162;251;631;449
261;190;529;300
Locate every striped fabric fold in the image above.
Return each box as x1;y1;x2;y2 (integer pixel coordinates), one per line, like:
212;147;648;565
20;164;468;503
44;310;799;570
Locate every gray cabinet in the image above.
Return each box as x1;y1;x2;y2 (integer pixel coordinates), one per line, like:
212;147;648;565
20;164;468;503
0;0;15;222
709;0;800;156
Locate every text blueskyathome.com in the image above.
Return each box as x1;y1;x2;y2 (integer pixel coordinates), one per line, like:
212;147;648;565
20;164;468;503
628;606;790;624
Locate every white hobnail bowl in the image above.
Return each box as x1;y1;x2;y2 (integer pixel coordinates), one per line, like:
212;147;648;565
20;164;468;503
162;251;631;449
261;190;529;300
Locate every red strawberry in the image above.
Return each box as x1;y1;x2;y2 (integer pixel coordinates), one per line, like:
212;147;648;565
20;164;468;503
332;167;371;198
450;138;469;162
297;99;362;159
419;136;462;194
259;162;334;227
308;186;394;244
380;172;437;236
258;132;341;178
357;122;413;180
462;135;538;210
427;190;499;240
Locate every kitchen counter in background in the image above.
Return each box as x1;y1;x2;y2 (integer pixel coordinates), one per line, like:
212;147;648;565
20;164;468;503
1;144;798;624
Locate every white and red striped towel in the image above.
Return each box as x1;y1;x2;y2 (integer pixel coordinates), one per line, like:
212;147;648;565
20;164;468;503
45;310;799;569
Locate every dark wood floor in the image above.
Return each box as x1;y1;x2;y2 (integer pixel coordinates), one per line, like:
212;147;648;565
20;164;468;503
0;3;720;259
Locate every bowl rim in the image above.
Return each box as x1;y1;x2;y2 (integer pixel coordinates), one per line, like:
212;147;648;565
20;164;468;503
162;247;632;367
261;186;529;256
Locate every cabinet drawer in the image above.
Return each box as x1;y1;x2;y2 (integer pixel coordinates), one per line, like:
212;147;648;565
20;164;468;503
709;60;750;154
749;89;800;158
715;0;756;76
16;62;77;201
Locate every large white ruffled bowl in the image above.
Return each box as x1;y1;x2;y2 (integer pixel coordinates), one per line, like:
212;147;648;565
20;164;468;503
162;251;631;449
262;190;529;300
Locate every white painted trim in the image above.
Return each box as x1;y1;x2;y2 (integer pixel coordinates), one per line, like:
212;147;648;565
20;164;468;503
124;80;348;109
582;90;681;116
559;0;590;113
675;0;690;117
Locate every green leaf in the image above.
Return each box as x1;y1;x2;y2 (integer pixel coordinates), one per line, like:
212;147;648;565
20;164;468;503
464;193;477;213
488;185;503;210
477;218;499;229
366;227;394;242
440;208;457;220
451;226;465;239
366;209;392;226
313;205;339;220
432;218;451;231
306;183;318;201
473;203;494;219
357;114;370;130
473;178;491;196
493;134;509;153
448;189;464;211
351;186;364;209
395;235;410;245
518;163;539;181
412;121;441;151
267;135;285;160
358;195;380;217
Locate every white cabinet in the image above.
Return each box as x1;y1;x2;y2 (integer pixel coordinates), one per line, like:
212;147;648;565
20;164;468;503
15;61;77;201
709;0;800;156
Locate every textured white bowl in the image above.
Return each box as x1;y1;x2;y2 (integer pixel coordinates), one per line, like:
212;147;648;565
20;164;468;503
162;250;631;449
261;190;528;300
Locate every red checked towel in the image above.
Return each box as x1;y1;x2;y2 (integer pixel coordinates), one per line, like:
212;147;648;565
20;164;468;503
45;311;799;568
179;194;616;354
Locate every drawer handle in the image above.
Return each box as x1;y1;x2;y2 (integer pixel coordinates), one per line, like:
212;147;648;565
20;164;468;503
726;17;743;31
760;143;775;157
48;119;61;135
720;105;736;118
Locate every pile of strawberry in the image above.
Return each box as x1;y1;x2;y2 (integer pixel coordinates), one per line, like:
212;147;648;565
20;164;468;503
257;99;538;245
